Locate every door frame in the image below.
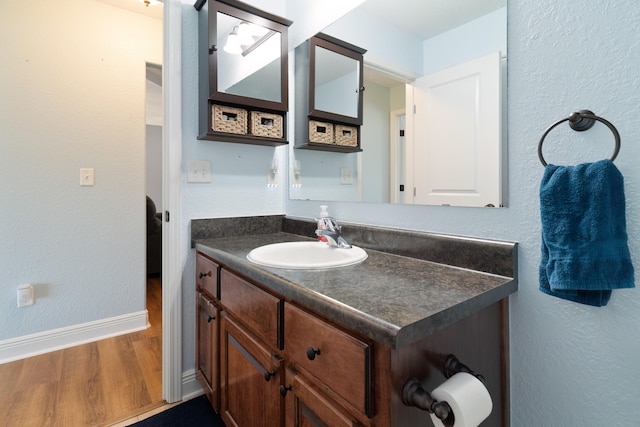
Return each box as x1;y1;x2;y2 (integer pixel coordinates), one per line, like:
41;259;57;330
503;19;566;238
389;108;405;204
162;0;183;403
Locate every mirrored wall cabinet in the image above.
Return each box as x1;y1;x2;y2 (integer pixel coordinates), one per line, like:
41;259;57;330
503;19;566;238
295;34;366;153
196;0;292;146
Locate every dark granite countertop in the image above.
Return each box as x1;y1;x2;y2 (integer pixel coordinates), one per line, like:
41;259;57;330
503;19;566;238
193;217;517;349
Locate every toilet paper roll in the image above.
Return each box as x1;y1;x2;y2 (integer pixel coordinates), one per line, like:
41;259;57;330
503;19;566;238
429;372;492;427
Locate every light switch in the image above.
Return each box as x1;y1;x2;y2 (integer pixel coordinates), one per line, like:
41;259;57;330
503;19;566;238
80;168;95;186
188;160;212;183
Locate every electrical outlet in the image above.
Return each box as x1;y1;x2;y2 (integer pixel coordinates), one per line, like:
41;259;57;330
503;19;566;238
267;169;278;187
17;284;35;307
267;158;278;188
291;160;302;188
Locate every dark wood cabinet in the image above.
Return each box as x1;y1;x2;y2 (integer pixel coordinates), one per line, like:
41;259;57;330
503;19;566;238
282;368;365;427
196;0;292;146
196;292;220;409
195;251;510;426
284;303;372;418
295;33;366;152
195;254;221;411
220;315;284;427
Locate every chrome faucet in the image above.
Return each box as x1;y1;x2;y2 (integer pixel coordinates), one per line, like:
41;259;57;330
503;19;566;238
315;217;352;249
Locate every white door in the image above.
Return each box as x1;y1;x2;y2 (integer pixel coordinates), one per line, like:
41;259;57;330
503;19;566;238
410;51;502;207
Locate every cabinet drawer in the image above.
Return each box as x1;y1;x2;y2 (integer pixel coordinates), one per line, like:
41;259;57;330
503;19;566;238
196;253;220;299
284;304;372;416
220;269;283;350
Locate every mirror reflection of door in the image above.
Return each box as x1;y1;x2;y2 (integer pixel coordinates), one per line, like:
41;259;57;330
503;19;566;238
410;51;502;207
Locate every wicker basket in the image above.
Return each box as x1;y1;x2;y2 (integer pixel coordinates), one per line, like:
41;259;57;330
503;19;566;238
335;125;358;147
309;120;334;144
249;111;283;138
211;104;247;135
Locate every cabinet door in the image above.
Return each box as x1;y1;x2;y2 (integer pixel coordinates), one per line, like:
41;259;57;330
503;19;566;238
283;368;364;427
196;292;220;411
221;315;284;427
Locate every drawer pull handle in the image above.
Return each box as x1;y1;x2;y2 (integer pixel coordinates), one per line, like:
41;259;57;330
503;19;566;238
199;271;212;279
207;315;215;323
306;347;321;360
264;370;277;382
279;384;292;397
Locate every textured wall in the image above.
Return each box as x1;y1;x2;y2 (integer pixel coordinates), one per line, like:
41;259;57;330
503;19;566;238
286;0;640;425
178;0;640;422
0;1;162;340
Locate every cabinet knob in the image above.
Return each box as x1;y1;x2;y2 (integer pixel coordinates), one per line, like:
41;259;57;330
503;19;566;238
306;347;321;361
199;271;212;279
207;315;215;323
264;370;277;382
279;384;292;397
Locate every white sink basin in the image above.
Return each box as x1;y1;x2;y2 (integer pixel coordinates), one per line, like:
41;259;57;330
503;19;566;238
247;241;367;270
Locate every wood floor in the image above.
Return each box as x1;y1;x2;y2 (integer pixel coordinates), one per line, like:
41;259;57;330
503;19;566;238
0;277;164;427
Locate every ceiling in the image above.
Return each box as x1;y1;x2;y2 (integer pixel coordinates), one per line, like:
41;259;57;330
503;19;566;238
360;0;505;40
96;0;505;89
96;0;163;20
95;0;505;41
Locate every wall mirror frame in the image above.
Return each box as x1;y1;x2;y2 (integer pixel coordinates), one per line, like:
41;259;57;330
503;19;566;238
294;33;367;153
197;0;292;146
308;33;366;126
289;0;507;207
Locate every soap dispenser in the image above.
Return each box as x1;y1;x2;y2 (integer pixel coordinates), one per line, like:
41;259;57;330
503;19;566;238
317;205;330;242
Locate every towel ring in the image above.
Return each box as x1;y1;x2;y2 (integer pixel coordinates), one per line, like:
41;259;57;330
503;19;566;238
537;110;621;166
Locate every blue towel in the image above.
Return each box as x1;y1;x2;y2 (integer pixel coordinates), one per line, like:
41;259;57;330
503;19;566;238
539;159;634;306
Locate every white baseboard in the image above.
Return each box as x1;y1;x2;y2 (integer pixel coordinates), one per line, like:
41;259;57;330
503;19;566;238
0;310;149;364
181;369;205;401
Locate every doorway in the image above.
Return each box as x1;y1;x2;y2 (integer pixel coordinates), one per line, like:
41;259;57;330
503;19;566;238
145;62;164;406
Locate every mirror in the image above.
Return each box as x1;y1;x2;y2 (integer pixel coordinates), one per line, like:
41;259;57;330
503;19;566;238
216;12;282;103
290;0;507;207
311;39;362;122
207;0;290;113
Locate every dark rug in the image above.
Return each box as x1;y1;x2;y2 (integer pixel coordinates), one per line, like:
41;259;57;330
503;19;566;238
127;395;226;427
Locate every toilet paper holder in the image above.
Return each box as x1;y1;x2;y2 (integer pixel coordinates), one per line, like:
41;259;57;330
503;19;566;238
402;354;486;427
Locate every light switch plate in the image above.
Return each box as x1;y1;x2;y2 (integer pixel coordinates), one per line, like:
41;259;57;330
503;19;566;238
80;168;95;186
17;284;35;307
340;167;353;185
188;160;212;183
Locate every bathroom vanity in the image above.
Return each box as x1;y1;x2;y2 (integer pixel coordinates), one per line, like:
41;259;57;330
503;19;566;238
192;216;517;427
